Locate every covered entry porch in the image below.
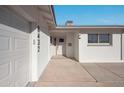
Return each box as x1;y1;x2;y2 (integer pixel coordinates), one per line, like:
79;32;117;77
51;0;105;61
50;31;75;58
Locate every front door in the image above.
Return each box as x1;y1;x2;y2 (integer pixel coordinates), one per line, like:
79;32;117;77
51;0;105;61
56;38;65;55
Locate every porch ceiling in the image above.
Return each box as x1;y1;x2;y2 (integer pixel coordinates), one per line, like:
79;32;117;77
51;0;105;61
38;5;55;28
7;5;56;29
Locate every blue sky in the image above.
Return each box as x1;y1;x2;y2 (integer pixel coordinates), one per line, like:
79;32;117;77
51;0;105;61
53;5;124;26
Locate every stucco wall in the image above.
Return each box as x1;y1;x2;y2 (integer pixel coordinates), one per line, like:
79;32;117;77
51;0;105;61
74;32;79;61
78;30;122;63
30;17;50;81
66;32;74;58
37;27;50;79
17;5;51;81
50;45;56;57
122;30;124;60
30;24;38;81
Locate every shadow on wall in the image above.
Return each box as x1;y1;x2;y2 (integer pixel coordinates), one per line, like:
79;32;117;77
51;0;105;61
62;41;66;56
0;6;30;33
30;22;49;36
0;6;50;37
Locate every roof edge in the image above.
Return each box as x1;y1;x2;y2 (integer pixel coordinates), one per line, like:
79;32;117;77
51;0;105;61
55;25;124;29
49;5;57;27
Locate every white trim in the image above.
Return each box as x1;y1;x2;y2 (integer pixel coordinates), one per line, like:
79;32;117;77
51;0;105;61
87;43;111;46
79;60;124;63
55;26;124;29
87;33;111;46
51;26;123;32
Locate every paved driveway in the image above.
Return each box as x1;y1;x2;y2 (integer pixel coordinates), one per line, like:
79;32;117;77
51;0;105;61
34;56;124;87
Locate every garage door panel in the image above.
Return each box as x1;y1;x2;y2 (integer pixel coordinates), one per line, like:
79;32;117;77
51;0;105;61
0;77;10;87
0;24;29;87
14;56;26;72
0;53;11;58
0;35;10;51
14;63;29;87
0;60;10;80
0;59;11;87
0;34;11;58
14;37;28;49
0;29;14;37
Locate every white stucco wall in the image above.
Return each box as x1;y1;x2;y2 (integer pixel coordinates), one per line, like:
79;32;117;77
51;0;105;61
122;31;124;60
50;45;56;57
37;27;50;79
30;24;50;81
66;32;74;58
78;30;122;63
17;5;51;82
30;18;50;81
74;32;79;61
30;26;38;81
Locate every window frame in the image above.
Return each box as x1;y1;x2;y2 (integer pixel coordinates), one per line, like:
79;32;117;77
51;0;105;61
88;33;112;46
88;34;98;43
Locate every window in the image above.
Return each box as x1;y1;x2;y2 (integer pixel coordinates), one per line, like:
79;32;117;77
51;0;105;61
88;33;111;45
88;34;98;43
99;34;110;43
59;38;64;42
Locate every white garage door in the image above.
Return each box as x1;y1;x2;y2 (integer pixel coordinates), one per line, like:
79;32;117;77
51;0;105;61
0;24;29;87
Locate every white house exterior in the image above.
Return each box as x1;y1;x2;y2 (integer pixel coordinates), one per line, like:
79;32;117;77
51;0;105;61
50;26;124;63
0;5;124;87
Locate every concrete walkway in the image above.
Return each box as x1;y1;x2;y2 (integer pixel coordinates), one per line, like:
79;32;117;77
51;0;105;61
34;56;124;87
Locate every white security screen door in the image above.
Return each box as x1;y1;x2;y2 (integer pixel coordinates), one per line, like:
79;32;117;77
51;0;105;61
56;38;65;55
